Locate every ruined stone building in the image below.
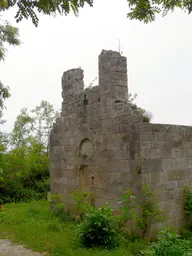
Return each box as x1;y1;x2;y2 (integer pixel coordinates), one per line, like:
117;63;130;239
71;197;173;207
50;49;192;230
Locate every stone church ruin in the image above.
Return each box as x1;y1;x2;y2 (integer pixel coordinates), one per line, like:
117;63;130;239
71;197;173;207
50;49;192;231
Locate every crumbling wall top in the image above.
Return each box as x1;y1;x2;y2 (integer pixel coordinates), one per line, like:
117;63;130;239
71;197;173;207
61;50;128;105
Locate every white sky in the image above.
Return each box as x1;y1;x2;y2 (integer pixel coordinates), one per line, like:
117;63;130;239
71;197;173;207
1;0;192;132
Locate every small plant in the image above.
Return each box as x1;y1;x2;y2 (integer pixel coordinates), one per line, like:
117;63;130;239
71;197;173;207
184;186;192;217
183;186;192;229
47;222;61;232
120;185;164;238
78;204;120;249
69;190;92;219
139;184;164;238
51;193;65;203
119;189;139;229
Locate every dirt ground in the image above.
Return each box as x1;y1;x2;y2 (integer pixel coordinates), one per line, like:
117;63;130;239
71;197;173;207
0;239;45;256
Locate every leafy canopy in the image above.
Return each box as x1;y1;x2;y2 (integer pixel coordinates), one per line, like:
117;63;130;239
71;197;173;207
1;0;192;26
1;0;93;26
0;17;20;114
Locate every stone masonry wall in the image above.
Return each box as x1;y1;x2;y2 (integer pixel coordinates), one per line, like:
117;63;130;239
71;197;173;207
138;123;192;231
50;49;192;232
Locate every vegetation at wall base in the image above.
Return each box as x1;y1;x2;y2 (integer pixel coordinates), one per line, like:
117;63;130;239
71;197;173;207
78;205;120;249
2;185;192;255
0;200;149;256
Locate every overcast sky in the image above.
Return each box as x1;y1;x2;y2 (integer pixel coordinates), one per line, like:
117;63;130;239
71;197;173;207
1;0;192;132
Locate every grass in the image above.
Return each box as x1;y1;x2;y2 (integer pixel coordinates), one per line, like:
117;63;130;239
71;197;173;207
0;201;148;256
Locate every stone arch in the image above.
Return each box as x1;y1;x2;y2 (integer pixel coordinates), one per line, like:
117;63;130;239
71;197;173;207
79;138;93;158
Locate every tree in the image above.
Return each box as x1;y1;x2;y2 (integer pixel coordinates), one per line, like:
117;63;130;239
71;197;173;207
0;18;20;61
10;108;34;149
1;0;94;26
126;0;192;23
0;19;20;157
0;17;20;116
31;100;59;153
10;101;59;153
0;82;10;116
1;0;191;26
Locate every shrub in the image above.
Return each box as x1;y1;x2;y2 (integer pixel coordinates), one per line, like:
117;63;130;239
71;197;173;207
139;185;164;238
183;186;192;230
78;205;120;249
119;189;139;228
151;229;192;256
69;190;92;219
0;151;49;203
184;186;192;216
120;185;164;238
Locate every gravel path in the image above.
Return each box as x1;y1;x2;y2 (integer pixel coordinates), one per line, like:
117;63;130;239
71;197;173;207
0;239;46;256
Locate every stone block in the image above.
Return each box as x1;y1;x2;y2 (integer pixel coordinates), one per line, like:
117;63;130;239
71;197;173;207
178;179;190;188
151;148;162;159
95;198;119;209
166;181;178;190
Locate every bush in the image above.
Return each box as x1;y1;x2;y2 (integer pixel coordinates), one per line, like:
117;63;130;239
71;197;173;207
139;185;164;238
78;205;120;249
119;189;139;229
119;185;164;238
0;150;49;203
69;190;92;219
184;186;192;216
140;229;192;256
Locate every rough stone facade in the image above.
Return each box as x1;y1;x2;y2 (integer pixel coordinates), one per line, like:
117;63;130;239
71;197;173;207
50;49;192;231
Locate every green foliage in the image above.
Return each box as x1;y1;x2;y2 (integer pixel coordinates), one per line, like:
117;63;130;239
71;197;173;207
78;205;120;249
0;18;20;128
128;93;152;123
0;134;50;203
0;130;9;153
47;222;61;232
141;229;192;256
3;0;94;26
0;18;20;61
183;186;192;230
137;108;152;123
120;185;164;238
31;100;60;152
9;101;58;151
51;204;75;222
0;82;10;112
184;186;192;217
10;108;34;148
0;100;59;204
2;0;192;25
119;189;139;228
139;185;164;238
69;190;92;219
0;201;149;256
127;0;192;23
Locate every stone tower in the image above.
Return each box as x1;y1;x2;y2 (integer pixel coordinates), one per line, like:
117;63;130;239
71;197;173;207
50;49;141;208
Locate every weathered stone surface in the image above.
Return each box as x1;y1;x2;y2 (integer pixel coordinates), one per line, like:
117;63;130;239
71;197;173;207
50;49;192;235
